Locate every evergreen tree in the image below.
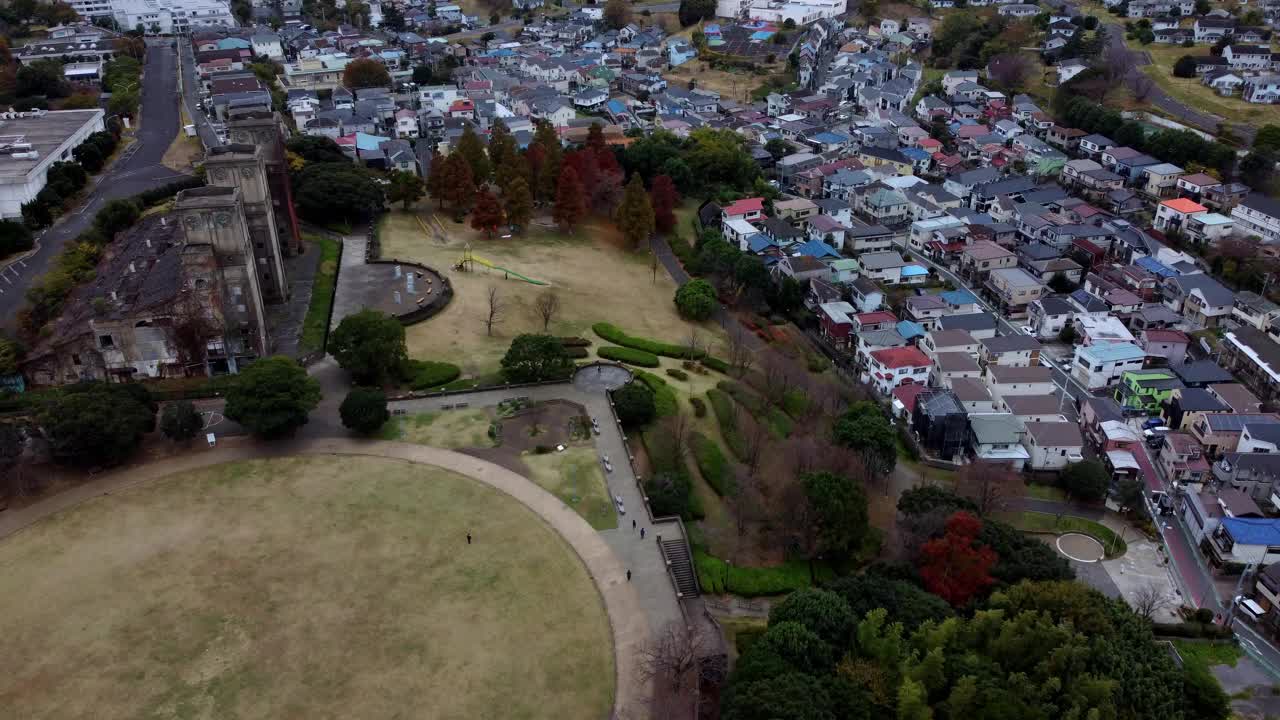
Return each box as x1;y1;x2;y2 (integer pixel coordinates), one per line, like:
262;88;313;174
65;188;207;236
615;174;655;249
586;122;608;157
456;125;491;184
470;189;506;238
495;151;530;194
553;165;587;232
531;120;562;203
386;169;425;209
488;119;517;173
504;176;534;232
650;174;680;234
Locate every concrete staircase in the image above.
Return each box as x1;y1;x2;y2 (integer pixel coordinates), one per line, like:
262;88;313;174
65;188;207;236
661;538;700;598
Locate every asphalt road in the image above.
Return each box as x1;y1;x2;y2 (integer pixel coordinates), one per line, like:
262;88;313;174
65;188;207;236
177;37;222;149
0;42;187;330
1096;20;1258;146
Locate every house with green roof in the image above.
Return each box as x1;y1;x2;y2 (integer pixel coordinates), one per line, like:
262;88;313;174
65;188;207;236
1114;369;1184;412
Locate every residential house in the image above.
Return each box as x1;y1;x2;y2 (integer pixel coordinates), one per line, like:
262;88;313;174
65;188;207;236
1027;296;1076;339
1224;44;1274;71
1244;75;1280;104
911;390;969;460
967;413;1030;469
857;251;910;285
1223;328;1280;404
867;346;933;396
979;334;1042;368
921;329;981;359
1022;422;1086;471
959;241;1017;284
1191;413;1280;457
850;276;884;313
1232;194;1280;243
1163;274;1234;328
985;364;1057;398
1139;328;1190;365
1159;431;1211;487
939;312;999;339
984;267;1046;317
1114;369;1184;412
818;301;858;349
931;352;983;388
1072;342;1146;389
1236;292;1280;331
1161;387;1231;431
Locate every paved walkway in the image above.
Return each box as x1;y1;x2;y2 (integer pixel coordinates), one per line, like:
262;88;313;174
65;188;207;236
329;228;369;330
0;437;650;717
390;382;687;637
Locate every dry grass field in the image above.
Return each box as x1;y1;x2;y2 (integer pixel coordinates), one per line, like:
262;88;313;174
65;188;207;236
0;456;613;720
523;448;617;531
378;208;725;378
378;406;496;448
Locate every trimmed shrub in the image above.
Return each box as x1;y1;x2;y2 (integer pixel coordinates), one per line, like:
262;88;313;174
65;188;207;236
675;279;718;320
707;388;749;461
598;346;661;367
564;346;589;359
402;359;462;390
665;368;689;381
689;396;706;417
692;432;731;495
694;551;835;596
558;336;591;347
635;370;678;417
614;382;657;427
592;322;705;359
701;355;730;373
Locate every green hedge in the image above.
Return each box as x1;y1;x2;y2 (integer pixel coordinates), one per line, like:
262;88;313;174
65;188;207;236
598;346;661;367
636;370;678;417
402;360;462;390
559;336;591;347
694;550;835;597
701;356;730;373
692;432;731;496
718;380;792;438
299;234;340;353
592;322;705;359
707;388;749;461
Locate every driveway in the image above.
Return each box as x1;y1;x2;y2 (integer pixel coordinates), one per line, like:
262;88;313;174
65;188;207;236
0;42;186;330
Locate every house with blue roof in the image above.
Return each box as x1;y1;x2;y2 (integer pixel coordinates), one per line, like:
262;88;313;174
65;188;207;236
667;40;697;67
1135;256;1177;278
217;37;252;51
940;289;979;312
896;320;927;340
746;234;778;254
794;239;841;260
808;131;852;154
901;264;930;285
1206;516;1280;565
1072;342;1146;390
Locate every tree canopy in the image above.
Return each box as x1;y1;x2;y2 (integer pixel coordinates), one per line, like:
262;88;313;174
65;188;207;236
159;400;203;443
224;356;322;439
831;401;896;477
38;382;155;467
500;334;574;383
295;162;385;223
674;279;717;321
342;58;391;88
329;309;407;386
340;387;390;435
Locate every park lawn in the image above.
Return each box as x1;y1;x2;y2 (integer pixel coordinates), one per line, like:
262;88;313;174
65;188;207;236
1023;482;1069;502
1139;42;1280;126
379;408;495;448
522;447;618;530
996;510;1128;558
299;233;340;353
0;456;614;720
377;208;724;378
1173;640;1243;675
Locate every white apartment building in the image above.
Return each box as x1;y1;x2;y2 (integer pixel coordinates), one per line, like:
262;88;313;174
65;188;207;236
1232;194;1280;243
70;0;114;18
1072;342;1146;390
716;0;846;23
113;0;237;34
0;109;106;220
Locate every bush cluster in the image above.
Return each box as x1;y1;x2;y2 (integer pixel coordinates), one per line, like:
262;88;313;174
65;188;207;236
691;431;730;495
402;359;461;390
635;370;678;417
707;388;749;461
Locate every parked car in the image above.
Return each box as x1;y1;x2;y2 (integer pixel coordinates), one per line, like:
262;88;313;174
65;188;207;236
1237;595;1265;621
1143;417;1167;430
601;454;613;473
614;494;626;515
591;417;601;435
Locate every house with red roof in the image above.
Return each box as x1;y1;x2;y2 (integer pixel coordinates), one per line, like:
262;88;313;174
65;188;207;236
892;383;929;419
722;197;764;223
868;346;933;395
852;310;897;332
1153;197;1207;234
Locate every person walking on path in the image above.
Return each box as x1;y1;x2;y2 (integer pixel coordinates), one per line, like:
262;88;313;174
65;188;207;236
626;570;631;581
632;519;636;530
640;528;645;540
466;532;472;545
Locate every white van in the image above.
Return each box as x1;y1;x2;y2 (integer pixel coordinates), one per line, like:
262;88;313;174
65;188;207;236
1236;596;1266;621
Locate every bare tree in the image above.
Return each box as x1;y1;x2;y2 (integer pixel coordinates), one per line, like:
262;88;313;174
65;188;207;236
955;461;1016;516
684;328;701;360
484;285;505;336
531;289;560;332
740;406;770;477
1132;582;1173;621
988;52;1033;92
1129;72;1156;102
655;412;692;467
635;621;711;712
725;323;755;377
166;290;220;376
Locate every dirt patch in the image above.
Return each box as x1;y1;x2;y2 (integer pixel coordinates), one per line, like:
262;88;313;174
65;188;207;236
499;400;591;453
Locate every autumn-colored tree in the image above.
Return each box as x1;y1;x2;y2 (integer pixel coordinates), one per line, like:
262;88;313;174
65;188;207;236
441;153;477;216
918;511;997;607
650;174;680;234
456;124;491;184
615;174;655;249
342;57;391;89
504;176;534;232
426;149;446;208
531;120;562;203
604;0;631;29
586;122;608;157
470;189;506;238
495;151;530;194
553;165;587;232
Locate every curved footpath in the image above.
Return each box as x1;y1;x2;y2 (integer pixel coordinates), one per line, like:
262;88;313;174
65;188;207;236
0;438;649;717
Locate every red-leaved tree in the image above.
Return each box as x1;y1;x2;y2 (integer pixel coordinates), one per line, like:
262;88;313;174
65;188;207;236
470;189;505;239
650;174;680;234
553;165;587;232
919;511;997;607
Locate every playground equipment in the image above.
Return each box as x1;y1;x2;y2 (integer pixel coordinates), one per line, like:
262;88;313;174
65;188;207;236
454;244;549;286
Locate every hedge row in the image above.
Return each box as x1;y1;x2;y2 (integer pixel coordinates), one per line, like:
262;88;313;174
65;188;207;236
559;336;591;347
592;322;705;359
402;360;461;390
693;550;835;597
707;388;749;461
701;355;730;373
718;380;793;438
564;346;589;359
691;431;731;496
1153;622;1235;640
635;370;678;417
598;346;660;367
